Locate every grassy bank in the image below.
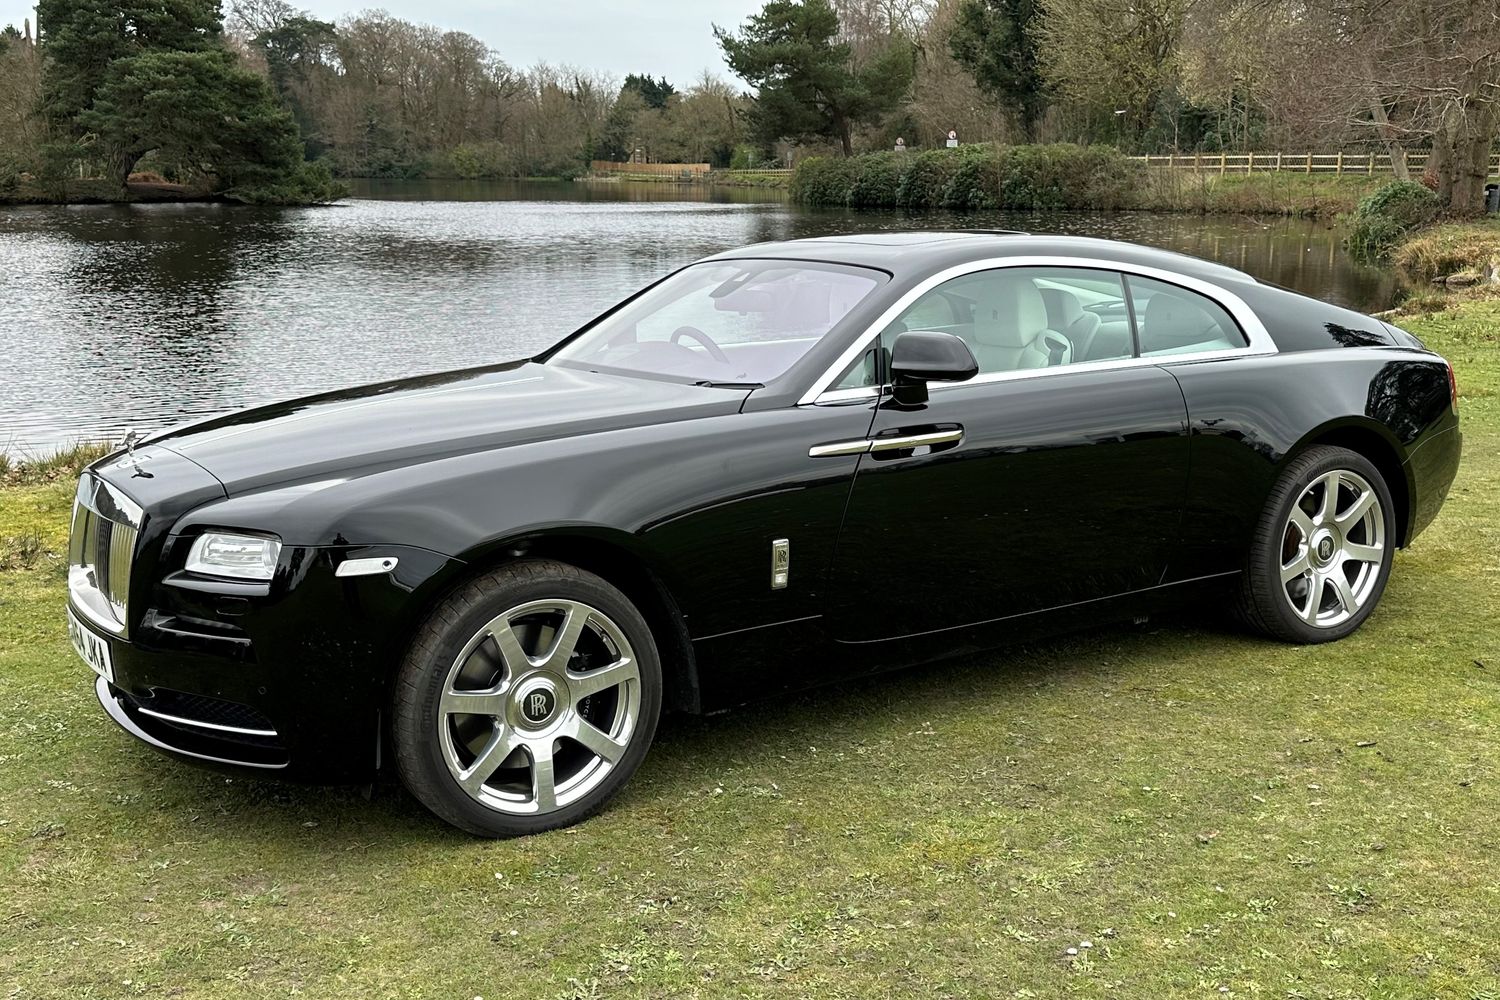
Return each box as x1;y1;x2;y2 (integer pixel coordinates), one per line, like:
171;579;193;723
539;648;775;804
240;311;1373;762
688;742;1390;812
1139;171;1385;218
791;144;1387;218
2;309;1497;997
583;170;791;189
1393;218;1500;284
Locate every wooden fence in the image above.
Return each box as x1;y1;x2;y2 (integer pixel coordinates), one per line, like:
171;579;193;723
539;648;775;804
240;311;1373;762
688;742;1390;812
1131;151;1500;177
712;168;793;177
589;160;710;177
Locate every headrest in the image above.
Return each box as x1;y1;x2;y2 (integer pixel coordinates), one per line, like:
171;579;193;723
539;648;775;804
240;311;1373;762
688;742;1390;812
1142;290;1213;346
972;272;1050;347
1039;287;1085;329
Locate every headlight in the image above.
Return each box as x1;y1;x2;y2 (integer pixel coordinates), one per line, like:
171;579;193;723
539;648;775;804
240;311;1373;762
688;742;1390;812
185;532;282;581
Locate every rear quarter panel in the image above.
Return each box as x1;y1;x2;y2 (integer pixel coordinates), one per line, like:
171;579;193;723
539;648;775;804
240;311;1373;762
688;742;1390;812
1163;348;1456;581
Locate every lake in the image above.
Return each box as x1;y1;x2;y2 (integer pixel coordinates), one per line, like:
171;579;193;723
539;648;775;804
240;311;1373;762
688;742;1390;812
0;179;1399;455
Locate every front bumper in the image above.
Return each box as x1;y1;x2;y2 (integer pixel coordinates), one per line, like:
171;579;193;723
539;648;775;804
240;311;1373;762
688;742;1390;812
95;675;291;771
76;542;463;783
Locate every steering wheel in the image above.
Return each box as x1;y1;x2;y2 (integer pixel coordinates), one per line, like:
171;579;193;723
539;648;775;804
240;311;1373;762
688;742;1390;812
669;325;731;366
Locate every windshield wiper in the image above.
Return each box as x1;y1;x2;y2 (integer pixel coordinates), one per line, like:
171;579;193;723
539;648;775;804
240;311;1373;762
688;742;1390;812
693;380;764;389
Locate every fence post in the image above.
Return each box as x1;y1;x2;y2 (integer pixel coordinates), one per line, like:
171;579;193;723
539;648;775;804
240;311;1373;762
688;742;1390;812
1336;151;1344;174
1367;153;1374;175
1276;152;1282;172
1305;152;1312;174
1220;151;1227;176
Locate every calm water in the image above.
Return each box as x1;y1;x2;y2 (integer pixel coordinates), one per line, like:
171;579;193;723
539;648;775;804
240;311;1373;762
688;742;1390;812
0;179;1399;455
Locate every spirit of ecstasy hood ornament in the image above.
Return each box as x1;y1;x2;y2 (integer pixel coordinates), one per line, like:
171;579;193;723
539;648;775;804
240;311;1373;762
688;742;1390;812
118;428;151;477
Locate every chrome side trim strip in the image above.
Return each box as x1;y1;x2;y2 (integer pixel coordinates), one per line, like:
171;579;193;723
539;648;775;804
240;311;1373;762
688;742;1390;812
135;706;279;738
335;556;400;578
95;677;288;770
870;429;963;451
798;255;1277;405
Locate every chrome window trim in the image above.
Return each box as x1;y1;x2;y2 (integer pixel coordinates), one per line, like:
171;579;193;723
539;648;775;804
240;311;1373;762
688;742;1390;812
798;255;1276;405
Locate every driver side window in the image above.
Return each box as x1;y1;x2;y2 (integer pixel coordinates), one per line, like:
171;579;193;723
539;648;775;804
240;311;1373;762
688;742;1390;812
834;266;1131;387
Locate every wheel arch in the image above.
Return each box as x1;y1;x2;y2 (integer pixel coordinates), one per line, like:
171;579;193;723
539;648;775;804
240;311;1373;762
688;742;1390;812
404;526;701;716
1284;418;1413;547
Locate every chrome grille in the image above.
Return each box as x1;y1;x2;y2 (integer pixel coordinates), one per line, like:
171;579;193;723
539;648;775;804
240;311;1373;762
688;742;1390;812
68;473;142;636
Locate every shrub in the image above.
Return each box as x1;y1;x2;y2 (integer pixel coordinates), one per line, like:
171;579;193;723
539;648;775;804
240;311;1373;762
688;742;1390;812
1349;180;1440;259
789;156;859;206
789;142;1141;211
1359;180;1441;229
847;152;904;207
941;145;1000;209
232;161;347;205
896;148;962;209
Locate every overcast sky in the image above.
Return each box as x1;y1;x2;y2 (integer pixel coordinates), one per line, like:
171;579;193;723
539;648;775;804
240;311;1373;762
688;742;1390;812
1;1;763;87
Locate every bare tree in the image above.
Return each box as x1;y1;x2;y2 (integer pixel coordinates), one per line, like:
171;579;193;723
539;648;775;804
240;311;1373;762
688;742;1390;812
0;28;44;171
1229;0;1499;208
1036;0;1191;139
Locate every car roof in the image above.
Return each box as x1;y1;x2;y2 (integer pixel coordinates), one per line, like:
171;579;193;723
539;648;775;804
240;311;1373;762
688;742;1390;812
708;232;1258;287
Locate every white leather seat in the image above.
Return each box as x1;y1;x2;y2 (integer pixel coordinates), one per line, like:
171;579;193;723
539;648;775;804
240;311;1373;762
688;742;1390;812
969;272;1072;372
1039;287;1103;360
1141;290;1218;353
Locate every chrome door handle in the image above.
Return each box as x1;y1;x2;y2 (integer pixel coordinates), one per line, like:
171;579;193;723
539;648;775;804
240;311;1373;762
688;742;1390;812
868;428;964;451
808;428;964;458
808;439;872;458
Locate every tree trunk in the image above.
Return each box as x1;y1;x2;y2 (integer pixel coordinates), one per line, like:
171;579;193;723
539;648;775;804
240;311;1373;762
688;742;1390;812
1446;131;1493;216
1365;93;1408;181
111;147;141;192
1433;98;1499;216
834;111;853;156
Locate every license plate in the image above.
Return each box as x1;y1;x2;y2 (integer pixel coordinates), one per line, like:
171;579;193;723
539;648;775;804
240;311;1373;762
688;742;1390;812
67;607;114;684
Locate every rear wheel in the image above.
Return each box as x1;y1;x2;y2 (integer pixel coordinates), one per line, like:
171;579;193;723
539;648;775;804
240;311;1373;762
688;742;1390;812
1237;445;1395;644
393;559;662;837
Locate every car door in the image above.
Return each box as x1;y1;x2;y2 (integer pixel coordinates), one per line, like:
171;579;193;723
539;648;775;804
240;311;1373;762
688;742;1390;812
820;265;1192;642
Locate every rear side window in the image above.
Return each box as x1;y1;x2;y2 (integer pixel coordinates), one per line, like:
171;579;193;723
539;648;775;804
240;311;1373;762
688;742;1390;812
1126;276;1247;356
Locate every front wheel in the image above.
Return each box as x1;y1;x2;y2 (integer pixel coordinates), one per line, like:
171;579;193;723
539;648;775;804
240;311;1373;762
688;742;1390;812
1237;445;1395;644
393;560;662;837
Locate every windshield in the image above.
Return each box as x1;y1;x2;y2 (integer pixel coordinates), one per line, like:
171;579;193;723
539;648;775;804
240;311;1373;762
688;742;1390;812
549;260;885;384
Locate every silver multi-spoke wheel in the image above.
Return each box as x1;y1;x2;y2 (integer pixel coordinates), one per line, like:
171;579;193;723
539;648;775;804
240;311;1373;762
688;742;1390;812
1278;468;1385;629
437;599;642;816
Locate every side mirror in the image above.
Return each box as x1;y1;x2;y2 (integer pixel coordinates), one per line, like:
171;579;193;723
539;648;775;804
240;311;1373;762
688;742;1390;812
889;331;979;405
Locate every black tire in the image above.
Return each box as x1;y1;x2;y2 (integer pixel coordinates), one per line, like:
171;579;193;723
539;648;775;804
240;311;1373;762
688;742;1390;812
1236;445;1396;644
393;559;662;837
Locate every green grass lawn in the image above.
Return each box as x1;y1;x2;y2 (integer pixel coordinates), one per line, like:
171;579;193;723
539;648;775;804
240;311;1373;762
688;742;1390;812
2;305;1497;999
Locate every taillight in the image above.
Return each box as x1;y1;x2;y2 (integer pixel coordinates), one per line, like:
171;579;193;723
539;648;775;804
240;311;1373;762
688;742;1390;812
1447;361;1459;412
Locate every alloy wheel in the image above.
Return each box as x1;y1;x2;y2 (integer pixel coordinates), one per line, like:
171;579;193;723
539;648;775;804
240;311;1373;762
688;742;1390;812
437;599;641;815
1279;469;1385;628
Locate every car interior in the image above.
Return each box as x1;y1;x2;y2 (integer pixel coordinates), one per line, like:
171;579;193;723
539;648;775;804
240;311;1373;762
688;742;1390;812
834;266;1248;389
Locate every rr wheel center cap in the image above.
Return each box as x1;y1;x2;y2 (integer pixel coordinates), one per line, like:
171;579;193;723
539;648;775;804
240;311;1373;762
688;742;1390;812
510;676;567;731
1309;528;1340;567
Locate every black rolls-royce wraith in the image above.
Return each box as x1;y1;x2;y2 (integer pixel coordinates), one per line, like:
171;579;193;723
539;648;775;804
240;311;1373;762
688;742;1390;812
67;232;1462;837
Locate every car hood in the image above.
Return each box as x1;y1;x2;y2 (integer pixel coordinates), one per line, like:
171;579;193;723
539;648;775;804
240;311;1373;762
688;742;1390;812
152;361;752;495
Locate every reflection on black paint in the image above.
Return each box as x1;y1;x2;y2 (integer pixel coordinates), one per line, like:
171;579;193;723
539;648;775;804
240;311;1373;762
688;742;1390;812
1324;322;1389;348
1366;361;1448;443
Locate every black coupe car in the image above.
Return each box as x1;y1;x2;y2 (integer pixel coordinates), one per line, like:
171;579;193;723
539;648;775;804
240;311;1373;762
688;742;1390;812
67;232;1461;837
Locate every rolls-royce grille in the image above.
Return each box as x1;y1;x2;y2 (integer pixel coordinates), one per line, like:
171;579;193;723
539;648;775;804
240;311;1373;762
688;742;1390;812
68;473;143;637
